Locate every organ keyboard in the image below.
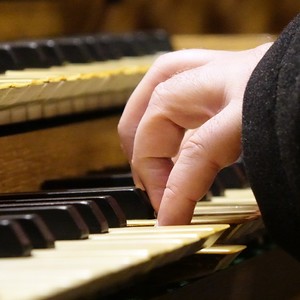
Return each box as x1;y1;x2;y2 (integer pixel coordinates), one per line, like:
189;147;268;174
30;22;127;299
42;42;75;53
0;31;299;300
0;31;171;125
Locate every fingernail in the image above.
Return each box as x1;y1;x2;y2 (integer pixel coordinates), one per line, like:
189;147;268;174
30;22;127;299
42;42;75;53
154;220;160;227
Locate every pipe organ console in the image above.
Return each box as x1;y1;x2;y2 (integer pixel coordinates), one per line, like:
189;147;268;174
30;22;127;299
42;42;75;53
0;29;299;300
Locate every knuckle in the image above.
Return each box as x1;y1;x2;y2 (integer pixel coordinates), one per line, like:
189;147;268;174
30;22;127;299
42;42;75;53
153;81;171;101
152;52;174;67
164;184;199;205
182;137;206;158
149;82;173;114
151;77;180;108
164;184;179;201
181;137;221;172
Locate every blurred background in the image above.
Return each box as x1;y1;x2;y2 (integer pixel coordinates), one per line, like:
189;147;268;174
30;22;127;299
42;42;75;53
0;0;298;41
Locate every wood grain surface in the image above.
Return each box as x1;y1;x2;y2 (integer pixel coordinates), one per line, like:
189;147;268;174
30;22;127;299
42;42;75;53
0;115;127;192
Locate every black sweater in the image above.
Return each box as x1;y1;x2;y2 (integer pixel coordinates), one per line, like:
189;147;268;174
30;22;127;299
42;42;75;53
243;13;300;261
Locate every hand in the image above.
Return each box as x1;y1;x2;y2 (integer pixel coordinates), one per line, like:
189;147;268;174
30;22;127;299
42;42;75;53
118;43;272;225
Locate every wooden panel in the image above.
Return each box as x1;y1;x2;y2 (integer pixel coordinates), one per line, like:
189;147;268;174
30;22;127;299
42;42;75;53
0;114;127;192
0;0;106;41
0;1;297;41
172;34;275;51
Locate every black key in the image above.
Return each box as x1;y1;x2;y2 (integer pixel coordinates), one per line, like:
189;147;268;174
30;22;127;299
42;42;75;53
55;37;93;63
0;44;18;72
10;41;49;69
52;187;154;220
216;163;249;189
0;206;89;240
0;201;108;234
209;177;225;197
49;200;108;233
0;187;155;220
0;219;32;257
80;196;126;228
41;173;134;189
0;214;55;249
149;29;173;52
94;34;123;60
130;32;157;55
80;35;108;61
118;33;147;57
44;196;126;228
37;39;65;66
0;195;126;228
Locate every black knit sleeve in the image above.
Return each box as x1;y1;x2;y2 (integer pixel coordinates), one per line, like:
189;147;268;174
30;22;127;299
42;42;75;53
242;14;300;261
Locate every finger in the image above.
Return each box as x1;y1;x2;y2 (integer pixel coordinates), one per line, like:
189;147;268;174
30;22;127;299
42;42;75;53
131;66;228;211
157;102;242;225
118;49;226;160
172;129;197;164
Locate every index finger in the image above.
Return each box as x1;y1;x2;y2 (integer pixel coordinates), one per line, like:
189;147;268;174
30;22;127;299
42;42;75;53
157;103;242;225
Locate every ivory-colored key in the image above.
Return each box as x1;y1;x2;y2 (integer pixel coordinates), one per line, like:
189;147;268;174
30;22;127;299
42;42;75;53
0;224;224;300
108;224;227;233
0;53;158;126
193;205;259;215
197;188;257;206
0;255;148;300
224;187;256;199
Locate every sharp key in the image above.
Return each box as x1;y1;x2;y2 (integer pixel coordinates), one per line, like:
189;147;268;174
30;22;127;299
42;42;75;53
61;187;154;220
216;163;249;189
0;205;89;240
55;37;93;63
81;196;127;228
0;200;109;234
0;214;55;249
0;188;155;220
0;44;19;72
209;177;225;197
38;200;108;234
10;41;49;68
0;218;32;257
41;173;134;189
